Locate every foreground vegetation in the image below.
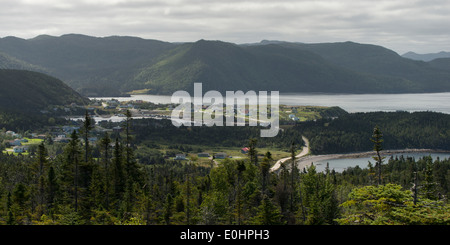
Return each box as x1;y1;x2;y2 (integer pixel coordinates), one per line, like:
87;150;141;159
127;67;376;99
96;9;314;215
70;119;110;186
0;111;449;225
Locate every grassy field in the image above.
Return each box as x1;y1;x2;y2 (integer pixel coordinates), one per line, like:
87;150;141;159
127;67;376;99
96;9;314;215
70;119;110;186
22;138;44;145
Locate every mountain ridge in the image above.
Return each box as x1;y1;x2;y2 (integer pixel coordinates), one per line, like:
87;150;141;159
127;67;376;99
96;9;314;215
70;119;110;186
0;34;449;96
402;51;450;62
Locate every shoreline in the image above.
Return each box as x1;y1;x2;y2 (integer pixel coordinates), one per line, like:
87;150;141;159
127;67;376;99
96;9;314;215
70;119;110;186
296;148;450;170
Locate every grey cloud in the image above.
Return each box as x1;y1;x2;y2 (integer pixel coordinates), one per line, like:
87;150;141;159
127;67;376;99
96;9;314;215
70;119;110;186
0;0;449;53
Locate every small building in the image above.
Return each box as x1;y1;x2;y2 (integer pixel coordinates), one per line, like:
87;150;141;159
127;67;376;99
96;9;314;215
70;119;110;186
88;137;98;142
104;105;117;110
54;136;69;143
241;147;249;154
36;134;47;139
289;114;299;121
174;154;186;160
106;99;120;106
215;153;227;159
9;139;22;146
6;131;20;137
63;126;80;133
197;152;210;157
13;146;26;153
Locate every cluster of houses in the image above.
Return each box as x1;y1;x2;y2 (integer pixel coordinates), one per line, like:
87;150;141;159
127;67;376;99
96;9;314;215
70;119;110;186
101;99;140;110
7;138;29;153
4;131;31;153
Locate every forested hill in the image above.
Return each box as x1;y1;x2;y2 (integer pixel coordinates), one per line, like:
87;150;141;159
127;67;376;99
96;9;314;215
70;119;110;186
0;51;47;72
1;34;450;96
131;40;413;94
0;69;89;114
0;34;175;96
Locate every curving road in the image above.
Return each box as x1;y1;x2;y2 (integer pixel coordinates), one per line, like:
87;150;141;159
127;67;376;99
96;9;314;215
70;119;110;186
270;136;309;172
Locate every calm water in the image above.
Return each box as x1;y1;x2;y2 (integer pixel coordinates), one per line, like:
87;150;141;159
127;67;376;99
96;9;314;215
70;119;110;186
91;92;450;114
313;153;450;173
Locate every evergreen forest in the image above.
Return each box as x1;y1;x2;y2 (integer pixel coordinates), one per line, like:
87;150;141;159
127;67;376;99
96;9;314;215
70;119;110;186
1;111;449;226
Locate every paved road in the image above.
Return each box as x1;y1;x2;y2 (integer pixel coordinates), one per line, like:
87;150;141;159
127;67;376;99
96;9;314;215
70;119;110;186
270;136;309;172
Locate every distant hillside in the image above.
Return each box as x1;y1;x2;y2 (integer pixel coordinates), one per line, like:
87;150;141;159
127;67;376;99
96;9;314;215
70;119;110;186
0;69;88;114
429;58;450;71
0;34;176;96
1;34;450;96
0;51;47;72
130;40;434;94
278;42;450;92
0;69;89;131
402;51;450;62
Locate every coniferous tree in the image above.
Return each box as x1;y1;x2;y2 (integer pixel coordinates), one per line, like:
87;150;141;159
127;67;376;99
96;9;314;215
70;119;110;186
235;160;246;225
67;130;81;212
163;193;174;225
248;138;258;166
371;126;385;185
122;110;142;215
34;142;48;216
260;154;271;197
251;194;284;225
47;166;57;213
185;161;192;225
12;182;29;224
422;157;439;200
113;137;125;207
6;192;14;225
100;133;112;209
275;161;290;223
82;110;92;163
289;142;299;219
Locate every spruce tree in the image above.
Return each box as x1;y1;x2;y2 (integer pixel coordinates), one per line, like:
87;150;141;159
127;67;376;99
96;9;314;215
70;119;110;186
82;110;92;163
67;130;81;212
47;166;57;213
248;138;258;166
422;156;438;200
371;126;385;185
289;142;298;215
113;137;125;205
252;195;284;225
100;133;112;209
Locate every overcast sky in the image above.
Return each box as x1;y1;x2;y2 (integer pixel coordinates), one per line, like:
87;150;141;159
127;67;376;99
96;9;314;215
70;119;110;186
1;0;449;54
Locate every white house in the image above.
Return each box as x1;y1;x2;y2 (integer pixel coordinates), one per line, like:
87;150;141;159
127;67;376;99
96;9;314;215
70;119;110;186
174;154;186;160
215;153;227;159
13;146;26;153
6;131;20;138
197;152;210;157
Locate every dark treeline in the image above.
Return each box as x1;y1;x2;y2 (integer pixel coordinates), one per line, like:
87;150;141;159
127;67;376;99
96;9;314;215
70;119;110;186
337;154;450;195
1;111;450;225
129;118;304;149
